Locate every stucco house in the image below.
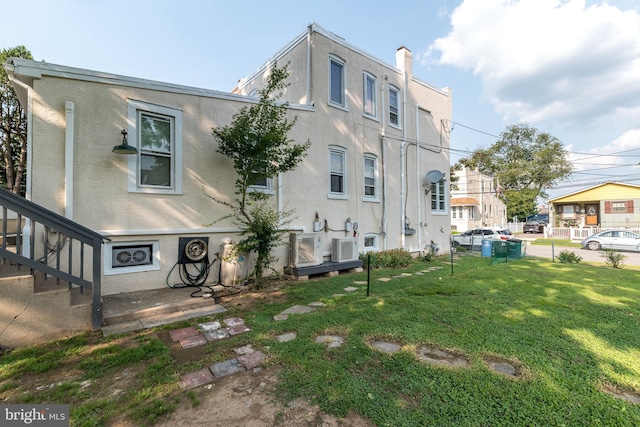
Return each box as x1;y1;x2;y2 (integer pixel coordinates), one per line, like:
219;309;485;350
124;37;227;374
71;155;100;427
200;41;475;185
1;23;452;343
549;181;640;229
450;167;506;231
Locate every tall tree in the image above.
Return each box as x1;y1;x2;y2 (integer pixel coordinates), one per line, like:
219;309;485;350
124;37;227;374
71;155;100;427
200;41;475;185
458;123;572;220
0;46;32;195
211;63;310;287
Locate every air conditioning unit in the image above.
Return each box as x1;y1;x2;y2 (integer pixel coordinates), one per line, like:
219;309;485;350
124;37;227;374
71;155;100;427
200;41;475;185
289;232;323;268
331;237;359;262
112;245;153;268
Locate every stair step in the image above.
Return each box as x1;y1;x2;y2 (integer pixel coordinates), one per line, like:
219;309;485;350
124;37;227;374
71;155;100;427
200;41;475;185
102;296;221;326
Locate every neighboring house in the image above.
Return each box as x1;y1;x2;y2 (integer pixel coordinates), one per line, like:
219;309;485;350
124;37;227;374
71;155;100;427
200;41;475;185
4;23;452;296
450;167;506;231
549;182;640;228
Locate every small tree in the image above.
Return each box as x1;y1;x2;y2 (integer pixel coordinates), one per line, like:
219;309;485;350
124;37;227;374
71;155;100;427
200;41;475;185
211;63;310;287
0;46;33;195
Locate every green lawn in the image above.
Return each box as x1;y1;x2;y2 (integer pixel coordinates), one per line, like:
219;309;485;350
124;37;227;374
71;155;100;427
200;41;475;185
1;255;639;426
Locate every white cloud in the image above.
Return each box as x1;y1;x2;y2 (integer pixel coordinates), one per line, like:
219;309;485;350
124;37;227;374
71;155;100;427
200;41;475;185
428;0;640;130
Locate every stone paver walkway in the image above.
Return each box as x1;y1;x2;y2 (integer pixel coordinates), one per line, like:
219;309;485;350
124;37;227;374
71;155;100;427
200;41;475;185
174;273;638;406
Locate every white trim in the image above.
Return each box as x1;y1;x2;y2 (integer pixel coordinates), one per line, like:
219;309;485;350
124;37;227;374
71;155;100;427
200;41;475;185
127;99;183;194
64;101;74;220
96;226;243;236
104;240;160;275
7;58;314;112
363;234;379;252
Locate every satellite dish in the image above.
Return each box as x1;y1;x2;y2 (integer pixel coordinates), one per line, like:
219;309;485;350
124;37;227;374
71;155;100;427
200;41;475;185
426;170;445;184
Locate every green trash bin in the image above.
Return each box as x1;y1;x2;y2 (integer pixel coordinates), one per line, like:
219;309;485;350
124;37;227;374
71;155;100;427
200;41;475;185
493;240;508;258
508;240;523;259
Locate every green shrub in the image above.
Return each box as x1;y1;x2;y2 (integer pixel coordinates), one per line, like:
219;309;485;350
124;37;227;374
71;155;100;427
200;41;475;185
360;248;412;269
601;250;626;269
557;250;582;264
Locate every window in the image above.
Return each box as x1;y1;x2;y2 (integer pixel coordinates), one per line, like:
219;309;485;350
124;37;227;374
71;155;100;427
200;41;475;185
364;234;378;251
329;56;346;108
431;181;446;212
469;206;475;219
612;202;627;213
605;200;633;214
248;168;273;194
363;154;377;200
389;86;400;126
329;147;347;198
363;72;376;118
140;113;172;187
127;100;182;194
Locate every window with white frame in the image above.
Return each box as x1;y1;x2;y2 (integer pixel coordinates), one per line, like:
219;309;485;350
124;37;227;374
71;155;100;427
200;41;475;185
329;146;347;197
363;154;377;200
363;72;377;118
431;180;446;212
452;206;463;219
329;56;346;108
469;206;475;219
127;100;183;194
389;86;400;127
248;169;273;194
364;234;378;251
612;201;627;212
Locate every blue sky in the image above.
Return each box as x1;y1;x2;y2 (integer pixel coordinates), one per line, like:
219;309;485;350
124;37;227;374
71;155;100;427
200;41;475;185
4;0;640;200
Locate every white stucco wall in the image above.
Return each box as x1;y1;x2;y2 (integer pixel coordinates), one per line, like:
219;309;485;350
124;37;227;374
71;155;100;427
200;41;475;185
9;24;452;295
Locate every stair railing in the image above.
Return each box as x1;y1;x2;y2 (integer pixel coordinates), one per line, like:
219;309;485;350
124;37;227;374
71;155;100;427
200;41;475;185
0;187;107;330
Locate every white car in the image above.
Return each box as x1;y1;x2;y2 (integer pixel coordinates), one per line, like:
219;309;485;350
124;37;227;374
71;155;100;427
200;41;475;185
452;227;515;248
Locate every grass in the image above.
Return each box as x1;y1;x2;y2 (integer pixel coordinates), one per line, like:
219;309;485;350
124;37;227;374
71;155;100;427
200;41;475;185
1;255;640;426
530;238;582;248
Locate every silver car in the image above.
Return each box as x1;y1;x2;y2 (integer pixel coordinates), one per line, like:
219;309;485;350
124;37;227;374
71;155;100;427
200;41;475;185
452;227;514;248
581;229;640;251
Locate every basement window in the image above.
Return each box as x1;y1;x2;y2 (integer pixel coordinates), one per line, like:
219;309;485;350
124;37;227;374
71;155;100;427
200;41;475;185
104;241;160;275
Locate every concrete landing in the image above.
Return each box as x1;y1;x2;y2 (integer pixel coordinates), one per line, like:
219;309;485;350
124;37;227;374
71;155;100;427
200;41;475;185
101;287;227;337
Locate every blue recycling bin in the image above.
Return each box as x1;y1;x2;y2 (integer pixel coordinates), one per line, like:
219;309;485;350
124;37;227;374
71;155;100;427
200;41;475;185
481;239;492;257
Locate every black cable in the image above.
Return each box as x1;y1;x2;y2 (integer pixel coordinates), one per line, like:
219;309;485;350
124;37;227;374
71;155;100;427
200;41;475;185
166;252;221;298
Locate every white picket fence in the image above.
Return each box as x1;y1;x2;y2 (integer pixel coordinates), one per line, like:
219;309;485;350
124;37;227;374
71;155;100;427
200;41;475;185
506;223;640;240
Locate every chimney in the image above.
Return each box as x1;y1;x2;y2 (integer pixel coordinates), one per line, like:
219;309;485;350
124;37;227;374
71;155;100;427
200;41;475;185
396;46;413;76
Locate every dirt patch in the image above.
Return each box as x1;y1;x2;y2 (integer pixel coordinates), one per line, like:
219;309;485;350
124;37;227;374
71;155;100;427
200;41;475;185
601;383;640;404
153;368;373;427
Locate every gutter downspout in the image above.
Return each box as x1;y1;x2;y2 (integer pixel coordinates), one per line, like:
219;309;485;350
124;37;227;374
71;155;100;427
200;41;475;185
380;78;387;249
400;72;408;249
416;105;421;252
65;101;74;220
306;24;312;105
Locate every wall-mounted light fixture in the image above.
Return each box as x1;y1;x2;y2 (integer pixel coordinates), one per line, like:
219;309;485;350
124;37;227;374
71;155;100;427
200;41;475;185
112;129;138;155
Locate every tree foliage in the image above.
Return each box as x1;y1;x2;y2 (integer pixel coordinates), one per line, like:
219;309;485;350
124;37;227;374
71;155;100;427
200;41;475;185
457;123;572;219
1;46;32;195
211;63;310;287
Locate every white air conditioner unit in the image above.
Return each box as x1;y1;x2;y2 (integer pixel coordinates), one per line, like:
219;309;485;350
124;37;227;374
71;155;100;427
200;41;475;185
289;232;323;268
112;245;153;268
331;237;359;262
